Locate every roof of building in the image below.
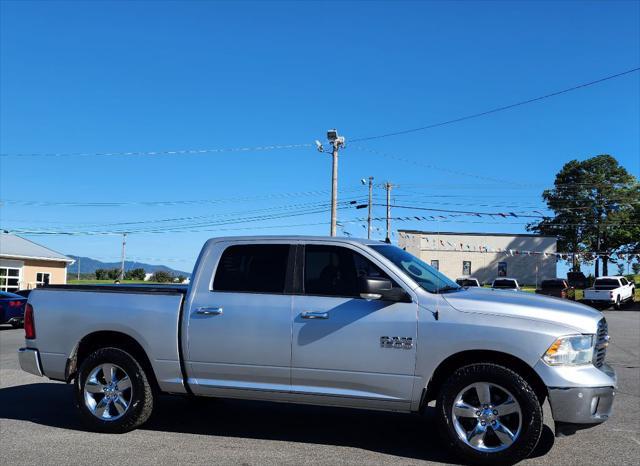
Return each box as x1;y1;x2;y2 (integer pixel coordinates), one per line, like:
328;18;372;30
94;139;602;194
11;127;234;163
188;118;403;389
398;230;557;239
0;232;74;263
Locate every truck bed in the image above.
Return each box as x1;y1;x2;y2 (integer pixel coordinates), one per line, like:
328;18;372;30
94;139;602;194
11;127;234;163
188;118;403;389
43;284;188;295
26;284;188;394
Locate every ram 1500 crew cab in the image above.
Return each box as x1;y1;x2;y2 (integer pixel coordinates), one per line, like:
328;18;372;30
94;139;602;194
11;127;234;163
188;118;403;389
19;236;615;465
584;276;635;309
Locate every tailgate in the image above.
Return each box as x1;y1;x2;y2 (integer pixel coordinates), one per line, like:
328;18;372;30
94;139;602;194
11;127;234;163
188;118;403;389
585;289;612;300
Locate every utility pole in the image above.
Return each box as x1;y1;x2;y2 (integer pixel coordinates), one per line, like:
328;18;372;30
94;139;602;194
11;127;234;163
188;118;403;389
77;257;80;281
119;233;127;281
316;129;345;237
331;141;339;237
367;176;374;239
384;181;393;243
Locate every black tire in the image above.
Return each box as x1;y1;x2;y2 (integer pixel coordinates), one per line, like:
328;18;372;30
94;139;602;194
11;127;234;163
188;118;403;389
75;347;154;433
436;363;543;465
11;321;23;329
614;296;621;310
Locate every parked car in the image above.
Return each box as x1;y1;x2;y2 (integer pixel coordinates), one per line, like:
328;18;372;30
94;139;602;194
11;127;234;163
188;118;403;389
19;236;615;465
491;277;521;291
14;289;33;299
567;271;589;289
455;277;481;287
536;279;571;299
584;276;635;309
0;291;27;327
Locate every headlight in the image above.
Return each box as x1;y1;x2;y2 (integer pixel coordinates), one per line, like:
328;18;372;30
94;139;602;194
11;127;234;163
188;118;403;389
542;335;594;366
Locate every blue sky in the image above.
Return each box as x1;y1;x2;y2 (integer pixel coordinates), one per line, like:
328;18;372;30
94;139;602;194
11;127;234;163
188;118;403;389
1;0;638;275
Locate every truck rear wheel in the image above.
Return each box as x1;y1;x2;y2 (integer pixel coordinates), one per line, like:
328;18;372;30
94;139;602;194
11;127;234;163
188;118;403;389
614;296;621;310
75;347;154;433
436;363;543;465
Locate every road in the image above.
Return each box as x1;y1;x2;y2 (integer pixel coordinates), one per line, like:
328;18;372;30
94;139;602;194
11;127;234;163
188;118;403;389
1;311;638;465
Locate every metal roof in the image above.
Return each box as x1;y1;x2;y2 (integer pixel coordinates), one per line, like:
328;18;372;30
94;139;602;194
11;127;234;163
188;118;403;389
0;233;74;263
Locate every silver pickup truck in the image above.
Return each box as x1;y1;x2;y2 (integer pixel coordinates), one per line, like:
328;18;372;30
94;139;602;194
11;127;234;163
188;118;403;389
19;236;615;465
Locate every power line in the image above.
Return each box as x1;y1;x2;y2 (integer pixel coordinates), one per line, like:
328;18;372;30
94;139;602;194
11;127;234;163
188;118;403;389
360;216;640;228
351;145;530;187
351;67;640;142
0;187;364;207
0;142;312;158
375;203;544;218
1;198;366;228
1;204;357;235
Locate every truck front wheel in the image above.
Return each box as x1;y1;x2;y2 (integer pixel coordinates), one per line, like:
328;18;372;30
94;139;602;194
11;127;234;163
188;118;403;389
75;347;154;433
436;363;543;465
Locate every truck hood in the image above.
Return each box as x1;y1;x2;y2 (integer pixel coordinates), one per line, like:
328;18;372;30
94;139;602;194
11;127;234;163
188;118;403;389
442;287;603;333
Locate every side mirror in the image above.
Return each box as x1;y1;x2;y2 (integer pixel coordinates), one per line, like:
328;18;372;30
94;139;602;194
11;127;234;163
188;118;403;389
358;276;392;300
358;276;411;302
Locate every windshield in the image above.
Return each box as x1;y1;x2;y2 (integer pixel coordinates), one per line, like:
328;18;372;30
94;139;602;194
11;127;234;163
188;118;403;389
541;280;567;289
456;279;479;287
594;279;619;290
493;279;518;288
370;244;461;293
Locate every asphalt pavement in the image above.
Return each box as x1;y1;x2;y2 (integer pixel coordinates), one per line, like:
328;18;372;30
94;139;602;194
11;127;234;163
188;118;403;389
1;311;638;465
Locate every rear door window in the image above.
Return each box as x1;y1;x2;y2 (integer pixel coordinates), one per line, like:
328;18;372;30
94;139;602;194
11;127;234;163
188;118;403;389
213;244;291;294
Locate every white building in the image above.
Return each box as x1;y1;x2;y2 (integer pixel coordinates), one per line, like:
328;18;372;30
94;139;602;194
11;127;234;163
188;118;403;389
398;230;557;286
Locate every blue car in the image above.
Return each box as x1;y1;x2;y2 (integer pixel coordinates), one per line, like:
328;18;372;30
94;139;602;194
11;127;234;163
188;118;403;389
0;291;27;328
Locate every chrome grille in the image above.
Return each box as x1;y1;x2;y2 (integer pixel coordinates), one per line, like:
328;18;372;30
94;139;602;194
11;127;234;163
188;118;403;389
593;318;608;368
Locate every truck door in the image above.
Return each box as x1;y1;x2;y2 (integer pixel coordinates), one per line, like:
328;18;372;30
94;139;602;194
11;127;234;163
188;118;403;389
290;243;417;405
185;242;294;396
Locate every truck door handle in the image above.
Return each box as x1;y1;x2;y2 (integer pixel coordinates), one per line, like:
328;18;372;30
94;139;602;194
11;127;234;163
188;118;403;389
301;311;329;320
194;307;223;316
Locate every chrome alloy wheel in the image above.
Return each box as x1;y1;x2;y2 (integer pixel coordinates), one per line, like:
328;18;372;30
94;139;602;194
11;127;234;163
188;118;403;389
83;363;133;421
452;382;522;452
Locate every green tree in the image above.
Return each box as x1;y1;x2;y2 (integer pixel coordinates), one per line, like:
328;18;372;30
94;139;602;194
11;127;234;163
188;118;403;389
95;268;108;280
125;268;146;280
107;268;121;280
632;261;640;275
528;155;639;276
176;275;187;283
150;271;173;283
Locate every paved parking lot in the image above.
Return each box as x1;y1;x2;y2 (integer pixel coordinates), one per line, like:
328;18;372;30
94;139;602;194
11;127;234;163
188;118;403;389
1;310;638;465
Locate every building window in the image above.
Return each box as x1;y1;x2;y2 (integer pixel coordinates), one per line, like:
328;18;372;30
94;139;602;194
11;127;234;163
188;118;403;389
462;261;471;276
0;267;20;292
498;262;507;277
430;260;439;271
36;272;51;287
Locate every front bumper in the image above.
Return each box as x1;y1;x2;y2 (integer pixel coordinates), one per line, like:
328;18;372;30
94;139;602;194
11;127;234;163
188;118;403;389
18;347;43;377
535;360;616;435
548;385;615;424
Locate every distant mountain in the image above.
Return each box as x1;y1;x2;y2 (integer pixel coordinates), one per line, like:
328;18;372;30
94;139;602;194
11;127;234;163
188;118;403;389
66;255;191;277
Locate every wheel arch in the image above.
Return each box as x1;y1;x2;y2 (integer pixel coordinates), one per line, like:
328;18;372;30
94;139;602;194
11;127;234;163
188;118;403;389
66;330;160;393
422;350;548;408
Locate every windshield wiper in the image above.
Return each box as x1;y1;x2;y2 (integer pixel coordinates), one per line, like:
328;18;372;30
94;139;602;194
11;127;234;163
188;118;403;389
436;285;462;293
